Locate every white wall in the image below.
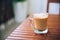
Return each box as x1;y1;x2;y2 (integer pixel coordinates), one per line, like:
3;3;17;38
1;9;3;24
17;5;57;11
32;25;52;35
41;0;48;13
28;0;48;14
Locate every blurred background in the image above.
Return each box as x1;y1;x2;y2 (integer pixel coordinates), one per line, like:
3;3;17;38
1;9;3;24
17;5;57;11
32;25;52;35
0;0;60;40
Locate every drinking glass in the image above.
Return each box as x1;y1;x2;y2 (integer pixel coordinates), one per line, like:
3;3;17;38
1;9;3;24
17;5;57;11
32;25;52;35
30;13;48;34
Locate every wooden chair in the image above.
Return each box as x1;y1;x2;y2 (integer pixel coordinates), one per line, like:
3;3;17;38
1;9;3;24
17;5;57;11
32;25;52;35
47;0;59;13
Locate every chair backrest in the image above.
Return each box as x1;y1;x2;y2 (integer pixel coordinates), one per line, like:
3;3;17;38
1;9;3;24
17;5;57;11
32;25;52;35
47;0;60;14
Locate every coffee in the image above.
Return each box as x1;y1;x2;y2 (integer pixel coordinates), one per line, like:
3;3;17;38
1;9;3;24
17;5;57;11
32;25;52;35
33;13;48;31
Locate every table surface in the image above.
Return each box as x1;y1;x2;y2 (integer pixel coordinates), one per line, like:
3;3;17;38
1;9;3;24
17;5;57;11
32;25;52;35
6;14;60;40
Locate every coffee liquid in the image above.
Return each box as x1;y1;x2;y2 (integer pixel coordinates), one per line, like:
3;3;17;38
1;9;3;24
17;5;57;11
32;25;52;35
34;13;48;31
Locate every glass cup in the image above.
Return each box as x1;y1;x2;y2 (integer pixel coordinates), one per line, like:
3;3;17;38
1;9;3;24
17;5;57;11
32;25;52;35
30;13;48;34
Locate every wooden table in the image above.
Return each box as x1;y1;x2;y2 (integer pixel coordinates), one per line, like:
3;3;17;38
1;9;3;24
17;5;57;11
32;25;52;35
6;14;60;40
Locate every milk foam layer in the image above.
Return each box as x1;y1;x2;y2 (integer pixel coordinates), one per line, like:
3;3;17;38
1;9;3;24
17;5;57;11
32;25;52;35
34;13;48;19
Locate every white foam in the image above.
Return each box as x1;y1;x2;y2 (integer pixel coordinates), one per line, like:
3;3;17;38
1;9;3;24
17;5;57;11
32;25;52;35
33;13;48;19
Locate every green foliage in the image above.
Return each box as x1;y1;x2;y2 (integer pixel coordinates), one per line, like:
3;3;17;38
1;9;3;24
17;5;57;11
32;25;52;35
13;0;26;2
